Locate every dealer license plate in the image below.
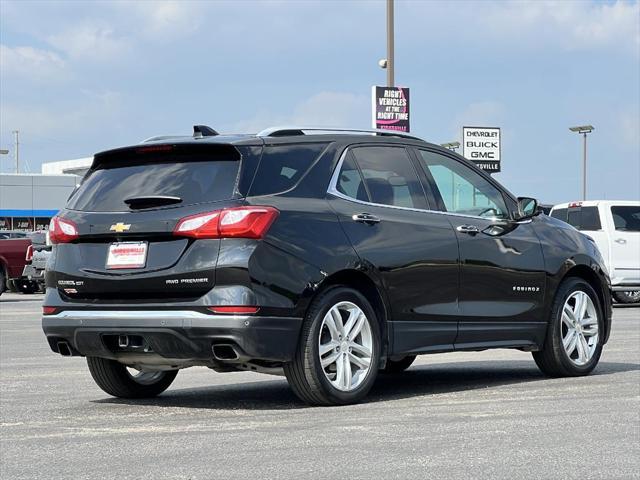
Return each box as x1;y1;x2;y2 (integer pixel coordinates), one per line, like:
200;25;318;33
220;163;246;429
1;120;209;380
106;242;148;269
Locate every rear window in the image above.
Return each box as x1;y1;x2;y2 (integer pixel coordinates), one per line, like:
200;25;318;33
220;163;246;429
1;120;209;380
611;206;640;232
565;206;601;231
550;208;567;221
67;150;240;212
249;143;327;196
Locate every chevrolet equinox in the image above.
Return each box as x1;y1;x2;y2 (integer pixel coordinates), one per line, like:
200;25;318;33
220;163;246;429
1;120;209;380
42;126;612;406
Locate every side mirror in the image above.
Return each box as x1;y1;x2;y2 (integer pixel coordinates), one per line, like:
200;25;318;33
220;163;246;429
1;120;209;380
516;197;539;220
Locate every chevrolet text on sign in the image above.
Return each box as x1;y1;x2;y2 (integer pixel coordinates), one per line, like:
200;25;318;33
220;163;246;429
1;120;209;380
371;86;410;132
462;126;501;173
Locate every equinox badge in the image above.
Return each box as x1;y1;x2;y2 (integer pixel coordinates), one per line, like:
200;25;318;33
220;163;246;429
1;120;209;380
110;222;131;233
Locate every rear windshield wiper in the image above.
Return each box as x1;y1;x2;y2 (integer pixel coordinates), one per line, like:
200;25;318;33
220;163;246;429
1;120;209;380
124;195;182;209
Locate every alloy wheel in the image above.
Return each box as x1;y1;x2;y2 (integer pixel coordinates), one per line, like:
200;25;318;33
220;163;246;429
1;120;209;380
318;301;373;392
126;367;166;385
561;291;599;366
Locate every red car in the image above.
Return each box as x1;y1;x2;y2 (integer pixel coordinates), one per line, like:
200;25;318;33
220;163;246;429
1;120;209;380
0;237;32;296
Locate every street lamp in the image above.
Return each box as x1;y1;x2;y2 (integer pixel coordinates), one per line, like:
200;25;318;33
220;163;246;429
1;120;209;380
441;141;460;152
569;125;594;201
0;148;8;173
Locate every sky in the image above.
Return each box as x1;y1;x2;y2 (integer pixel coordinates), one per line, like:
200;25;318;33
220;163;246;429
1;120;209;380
0;0;638;204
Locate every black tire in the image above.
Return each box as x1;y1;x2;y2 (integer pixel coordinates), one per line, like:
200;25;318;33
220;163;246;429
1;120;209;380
0;265;6;294
17;280;38;294
284;286;381;406
533;277;604;377
381;355;416;374
7;279;19;293
86;357;178;398
613;291;640;304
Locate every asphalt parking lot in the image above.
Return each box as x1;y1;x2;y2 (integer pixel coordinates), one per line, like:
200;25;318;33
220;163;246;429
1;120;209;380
0;292;638;480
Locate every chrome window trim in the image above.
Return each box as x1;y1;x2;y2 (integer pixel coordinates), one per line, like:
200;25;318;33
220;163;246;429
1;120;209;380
327;146;510;222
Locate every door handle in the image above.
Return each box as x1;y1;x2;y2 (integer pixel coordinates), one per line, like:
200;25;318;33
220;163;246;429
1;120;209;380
352;213;381;224
456;224;480;235
614;238;627;244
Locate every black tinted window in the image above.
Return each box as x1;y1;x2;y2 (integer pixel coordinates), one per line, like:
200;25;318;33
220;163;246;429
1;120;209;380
336;155;369;202
249;143;327;196
351;146;426;209
612;206;640;231
550;208;567;221
68;152;240;212
566;207;601;231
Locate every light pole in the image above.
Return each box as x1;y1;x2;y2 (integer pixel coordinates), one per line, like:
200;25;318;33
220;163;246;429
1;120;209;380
386;0;394;87
378;0;394;87
569;125;594;201
12;130;20;174
441;141;460;152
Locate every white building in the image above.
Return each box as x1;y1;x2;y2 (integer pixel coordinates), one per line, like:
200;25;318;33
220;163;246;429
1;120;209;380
0;174;79;231
41;157;93;177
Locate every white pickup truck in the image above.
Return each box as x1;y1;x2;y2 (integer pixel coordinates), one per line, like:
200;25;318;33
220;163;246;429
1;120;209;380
550;200;640;304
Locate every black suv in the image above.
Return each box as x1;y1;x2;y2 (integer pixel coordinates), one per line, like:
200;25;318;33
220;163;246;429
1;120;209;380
42;126;612;405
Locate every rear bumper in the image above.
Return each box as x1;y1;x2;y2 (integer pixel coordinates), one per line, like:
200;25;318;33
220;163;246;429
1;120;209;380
42;309;303;363
22;264;45;281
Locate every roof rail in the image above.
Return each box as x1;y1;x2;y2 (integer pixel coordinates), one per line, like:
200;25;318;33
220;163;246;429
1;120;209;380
256;126;423;141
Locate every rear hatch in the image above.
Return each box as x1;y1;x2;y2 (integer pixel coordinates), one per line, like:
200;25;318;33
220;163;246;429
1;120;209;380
52;143;245;302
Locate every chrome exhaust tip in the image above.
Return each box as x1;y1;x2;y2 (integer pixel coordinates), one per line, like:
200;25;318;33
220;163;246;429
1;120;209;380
211;344;240;361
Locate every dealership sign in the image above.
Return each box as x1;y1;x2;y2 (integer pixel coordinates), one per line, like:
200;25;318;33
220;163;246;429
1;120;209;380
371;86;410;132
462;126;501;173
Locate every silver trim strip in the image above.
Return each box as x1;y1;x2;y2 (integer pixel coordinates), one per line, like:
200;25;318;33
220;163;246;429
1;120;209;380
47;310;247;321
326;148;508;222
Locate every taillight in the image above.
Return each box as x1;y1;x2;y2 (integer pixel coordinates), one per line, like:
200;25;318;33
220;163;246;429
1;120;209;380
25;244;33;262
208;306;259;314
49;216;79;244
42;306;58;315
174;206;278;239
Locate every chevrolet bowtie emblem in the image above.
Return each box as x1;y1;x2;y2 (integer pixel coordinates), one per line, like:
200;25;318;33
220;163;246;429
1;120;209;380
110;222;131;233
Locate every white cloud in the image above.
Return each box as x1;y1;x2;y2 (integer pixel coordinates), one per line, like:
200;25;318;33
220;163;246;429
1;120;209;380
480;0;640;53
47;23;128;62
0;90;125;136
135;1;203;40
0;44;67;81
232;91;370;133
618;109;640;150
453;101;506;130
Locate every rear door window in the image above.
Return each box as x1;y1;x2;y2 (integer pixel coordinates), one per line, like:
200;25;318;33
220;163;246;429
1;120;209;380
611;206;640;231
566;207;601;231
350;146;427;209
249;143;327;196
335;155;369;202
